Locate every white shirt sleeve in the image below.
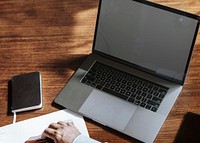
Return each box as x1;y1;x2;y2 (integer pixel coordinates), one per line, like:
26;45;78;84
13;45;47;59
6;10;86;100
73;134;101;143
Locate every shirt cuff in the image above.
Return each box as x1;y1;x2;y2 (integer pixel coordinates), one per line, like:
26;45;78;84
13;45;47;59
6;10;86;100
73;134;100;143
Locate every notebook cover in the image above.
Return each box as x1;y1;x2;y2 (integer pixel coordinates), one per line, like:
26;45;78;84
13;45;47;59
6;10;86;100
11;72;42;113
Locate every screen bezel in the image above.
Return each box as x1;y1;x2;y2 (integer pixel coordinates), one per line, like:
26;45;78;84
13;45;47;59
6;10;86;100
92;0;200;85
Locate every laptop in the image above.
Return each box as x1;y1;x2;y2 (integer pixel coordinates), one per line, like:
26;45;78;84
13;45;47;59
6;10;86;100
54;0;200;142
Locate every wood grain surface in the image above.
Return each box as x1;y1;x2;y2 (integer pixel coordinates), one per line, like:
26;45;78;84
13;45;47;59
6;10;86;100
0;0;200;142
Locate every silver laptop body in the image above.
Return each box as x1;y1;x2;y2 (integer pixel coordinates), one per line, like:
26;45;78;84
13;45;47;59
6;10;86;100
54;0;200;142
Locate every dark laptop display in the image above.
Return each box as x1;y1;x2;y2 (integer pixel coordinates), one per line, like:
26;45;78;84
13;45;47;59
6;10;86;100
93;0;199;84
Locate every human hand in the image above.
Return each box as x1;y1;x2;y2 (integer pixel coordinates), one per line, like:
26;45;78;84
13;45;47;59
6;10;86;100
41;121;81;143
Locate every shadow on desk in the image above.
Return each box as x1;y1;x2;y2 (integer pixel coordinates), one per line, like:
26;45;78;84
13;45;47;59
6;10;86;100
45;54;88;76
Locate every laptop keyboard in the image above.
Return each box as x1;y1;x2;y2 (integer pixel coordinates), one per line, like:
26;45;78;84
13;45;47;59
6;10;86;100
81;61;168;112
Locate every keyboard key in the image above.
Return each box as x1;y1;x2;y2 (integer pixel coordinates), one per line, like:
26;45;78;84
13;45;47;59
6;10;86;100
120;84;126;88
100;81;105;86
132;84;137;88
159;93;165;99
131;93;137;98
131;88;136;93
136;95;142;100
142;87;148;92
151;107;158;112
148;89;154;94
110;85;116;90
147;94;152;99
134;100;141;105
115;82;120;86
141;97;147;102
153;91;159;96
115;87;120;92
105;83;110;88
147;100;159;107
120;89;126;94
102;87;128;100
122;80;127;84
152;96;162;103
88;71;96;77
107;74;112;78
131;79;137;83
95;79;100;84
142;82;148;87
105;78;111;82
97;71;102;74
127;82;132;86
141;92;147;97
147;84;153;89
110;80;116;84
86;81;91;85
140;102;146;107
145;104;152;110
125;86;131;91
126;91;131;96
153;86;159;91
137;86;143;90
95;74;101;79
96;85;103;90
128;97;135;103
100;77;105;81
102;72;106;76
159;88;167;94
136;90;142;95
116;78;122;82
112;76;117;80
91;83;96;87
136;81;142;85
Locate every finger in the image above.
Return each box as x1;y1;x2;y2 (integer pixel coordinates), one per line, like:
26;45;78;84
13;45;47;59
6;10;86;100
45;128;63;138
67;122;74;126
48;123;61;130
44;128;63;143
57;121;74;127
57;121;67;126
42;128;56;141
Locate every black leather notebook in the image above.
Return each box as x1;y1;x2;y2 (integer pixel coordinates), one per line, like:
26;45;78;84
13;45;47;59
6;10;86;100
11;72;42;113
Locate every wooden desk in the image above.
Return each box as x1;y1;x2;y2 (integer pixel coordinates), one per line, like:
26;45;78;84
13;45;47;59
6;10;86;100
0;0;199;142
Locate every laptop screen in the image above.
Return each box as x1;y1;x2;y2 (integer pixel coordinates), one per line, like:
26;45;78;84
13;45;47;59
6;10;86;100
93;0;199;84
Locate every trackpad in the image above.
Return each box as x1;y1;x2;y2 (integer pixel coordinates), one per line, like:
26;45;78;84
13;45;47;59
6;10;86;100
79;90;137;131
